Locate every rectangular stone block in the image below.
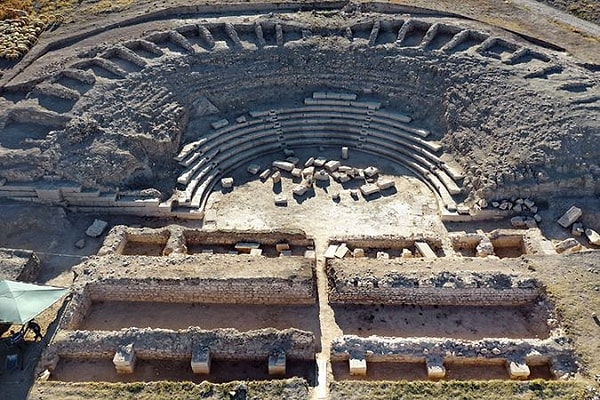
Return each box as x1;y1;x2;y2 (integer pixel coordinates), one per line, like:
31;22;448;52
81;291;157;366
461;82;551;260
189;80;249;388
235;242;260;252
113;344;136;374
377;178;395;190
426;357;446;379
335;243;349;259
268;352;286;375
191;347;211;374
324;245;338;259
272;160;295;172
349;357;367;376
557;206;582;228
360;183;379;196
507;360;530;380
415;242;437;258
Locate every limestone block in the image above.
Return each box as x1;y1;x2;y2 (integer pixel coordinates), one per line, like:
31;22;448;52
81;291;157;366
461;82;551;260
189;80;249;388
349;357;367;376
235;242;260;252
341;147;349;159
74;239;86;249
338;174;351;183
364;166;379;177
507;360;530;380
113;344;136;374
426;357;446;379
555;238;581;253
272;171;281;183
221;177;234;189
304;250;316;259
276;243;290;252
313;157;327;167
524;198;535;209
376;251;389;259
557;206;582;228
360;183;379;196
304;157;315;167
211;119;229;130
268;352;286;375
247;164;261;175
335;243;349;258
302;167;315;178
353;248;365;258
191;347;211;374
250;248;263;256
571;222;584;236
585;228;600;246
415;242;437;258
235;115;247;124
401;248;413;258
325;160;341;172
291;168;302;178
259;169;271;181
315;170;330;181
86;219;108;238
274;195;288;206
293;185;308;196
377;178;395;190
272;161;295;172
324;245;338;259
286;157;300;166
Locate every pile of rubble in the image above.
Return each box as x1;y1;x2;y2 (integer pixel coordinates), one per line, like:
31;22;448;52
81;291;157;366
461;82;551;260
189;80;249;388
555;206;600;253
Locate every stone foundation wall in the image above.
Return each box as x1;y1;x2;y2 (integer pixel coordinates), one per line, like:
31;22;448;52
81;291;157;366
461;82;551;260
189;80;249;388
39;327;315;373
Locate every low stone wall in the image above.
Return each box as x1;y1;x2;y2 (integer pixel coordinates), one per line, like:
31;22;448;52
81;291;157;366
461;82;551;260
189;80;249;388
39;327;315;373
330;335;577;378
0;247;40;281
328;265;541;306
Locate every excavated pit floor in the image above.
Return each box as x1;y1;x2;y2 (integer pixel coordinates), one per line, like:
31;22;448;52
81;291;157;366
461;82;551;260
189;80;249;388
50;358;316;384
332;304;551;339
79;302;322;341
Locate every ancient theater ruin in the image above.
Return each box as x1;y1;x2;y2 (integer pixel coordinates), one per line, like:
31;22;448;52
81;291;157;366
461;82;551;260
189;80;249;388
0;1;600;399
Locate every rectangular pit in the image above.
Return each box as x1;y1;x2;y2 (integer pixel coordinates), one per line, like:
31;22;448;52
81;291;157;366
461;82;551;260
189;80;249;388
49;358;316;384
332;304;550;339
120;232;169;256
332;361;428;381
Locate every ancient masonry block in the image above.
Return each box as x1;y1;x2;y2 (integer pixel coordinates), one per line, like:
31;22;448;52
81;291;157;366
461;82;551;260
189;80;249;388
191;347;211;374
113;343;136;374
221;177;234;189
557;206;582;228
268;351;286;375
507;359;530;380
426;356;446;379
415;241;437;258
349;356;367;376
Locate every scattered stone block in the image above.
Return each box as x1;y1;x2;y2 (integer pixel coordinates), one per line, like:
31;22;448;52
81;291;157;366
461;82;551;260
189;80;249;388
276;243;290;252
293;185;308;196
211;119;229;129
74;239;86;249
401;248;413;258
426;357;446;379
572;222;584;237
555;238;581;253
335;243;349;258
247;164;261;175
291;168;302;178
557;206;582;228
304;157;315;167
511;216;536;228
271;171;282;183
376;251;389;259
235;242;260;252
274;194;288;206
507;360;530;380
283;148;295;157
513;204;523;213
113;344;136;374
304;250;316;259
533;214;542;223
415;242;437;258
221;177;234;189
349;357;367;376
353;248;365;258
360;183;379;196
315;170;330;181
235;115;247;124
302;166;315;178
524;198;535;209
268;352;286;375
313;157;327;167
338;173;351;183
325;160;341;172
86;219;108;238
191;347;211;374
250;248;263;256
530;206;538;214
341;146;349;159
331;191;340;201
272;160;295;172
259;169;271;181
324;244;338;259
377;178;395;190
585;228;600;246
364;166;379;177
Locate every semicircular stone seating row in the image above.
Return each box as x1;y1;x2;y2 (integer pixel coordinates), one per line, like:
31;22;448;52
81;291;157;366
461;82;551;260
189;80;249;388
173;91;465;213
3;15;574;130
